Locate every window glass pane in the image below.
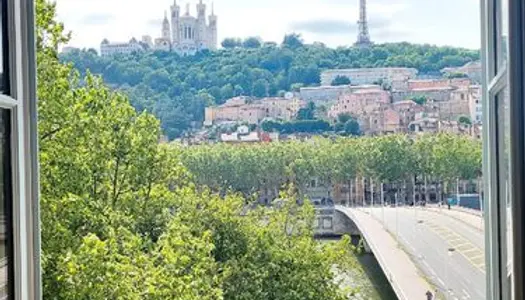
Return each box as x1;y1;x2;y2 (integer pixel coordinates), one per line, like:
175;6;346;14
497;0;509;70
0;109;11;299
496;85;511;287
0;0;7;94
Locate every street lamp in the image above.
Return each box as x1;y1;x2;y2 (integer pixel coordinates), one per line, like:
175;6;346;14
381;182;385;227
395;191;399;243
371;179;374;216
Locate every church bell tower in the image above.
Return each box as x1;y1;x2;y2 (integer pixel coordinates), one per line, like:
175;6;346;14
170;0;181;45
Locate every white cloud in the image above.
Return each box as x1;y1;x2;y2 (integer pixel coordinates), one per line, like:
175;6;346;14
55;0;481;50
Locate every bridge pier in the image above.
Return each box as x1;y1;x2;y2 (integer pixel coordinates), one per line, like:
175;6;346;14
314;207;361;237
314;207;373;254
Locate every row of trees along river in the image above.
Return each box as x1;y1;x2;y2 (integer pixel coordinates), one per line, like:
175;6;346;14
177;134;482;204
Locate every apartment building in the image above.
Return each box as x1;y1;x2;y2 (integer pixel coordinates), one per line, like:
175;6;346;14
328;87;390;118
360;107;403;135
204;96;304;126
392;78;472;102
299;85;351;104
391;100;426;127
407;78;472;90
441;61;482;83
100;38;146;56
320;67;418;86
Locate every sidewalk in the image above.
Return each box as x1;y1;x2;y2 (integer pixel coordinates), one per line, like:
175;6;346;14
426;206;484;231
341;208;435;300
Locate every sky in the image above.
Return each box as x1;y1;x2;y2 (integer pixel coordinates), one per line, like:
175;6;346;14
56;0;481;50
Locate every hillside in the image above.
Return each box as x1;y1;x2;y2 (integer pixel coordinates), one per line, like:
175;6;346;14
61;36;480;139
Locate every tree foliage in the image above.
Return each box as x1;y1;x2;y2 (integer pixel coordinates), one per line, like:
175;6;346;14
297;101;316;120
331;75;351;86
334;114;361;136
458;115;472;125
222;38;242;49
411;95;428;105
179;134;482;199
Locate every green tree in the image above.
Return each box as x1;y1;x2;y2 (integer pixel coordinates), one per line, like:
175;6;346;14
282;33;304;49
411;95;428;105
445;72;469;79
331;75;351;86
221;38;242;48
344;119;361;136
337;113;352;124
252;79;269;97
234;84;244;96
458;115;472;125
220;83;235;100
297;101;316;120
242;36;262;48
290;82;304;92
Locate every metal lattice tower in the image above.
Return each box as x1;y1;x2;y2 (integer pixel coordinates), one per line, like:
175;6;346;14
355;0;372;47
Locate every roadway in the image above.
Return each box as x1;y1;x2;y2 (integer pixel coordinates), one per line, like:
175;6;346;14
364;206;486;300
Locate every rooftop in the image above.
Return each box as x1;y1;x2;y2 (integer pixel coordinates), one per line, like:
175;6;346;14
393;100;418;106
410;86;456;92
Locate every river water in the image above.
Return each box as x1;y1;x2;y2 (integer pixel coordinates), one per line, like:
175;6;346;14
319;237;398;300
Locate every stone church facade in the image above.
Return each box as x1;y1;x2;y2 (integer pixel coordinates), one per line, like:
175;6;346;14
155;0;218;55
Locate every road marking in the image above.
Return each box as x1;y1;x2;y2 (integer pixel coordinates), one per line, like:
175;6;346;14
398;236;417;253
463;248;479;254
422;260;431;269
455;243;470;249
462;289;471;299
437;277;445;286
423;219;486;273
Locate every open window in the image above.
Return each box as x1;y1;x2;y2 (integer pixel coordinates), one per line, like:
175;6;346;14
0;0;39;299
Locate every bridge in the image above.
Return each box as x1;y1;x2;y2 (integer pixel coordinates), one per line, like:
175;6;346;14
314;205;485;300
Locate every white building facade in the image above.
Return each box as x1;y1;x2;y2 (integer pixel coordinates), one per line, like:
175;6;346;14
100;38;146;56
320;67;418;87
166;0;218;55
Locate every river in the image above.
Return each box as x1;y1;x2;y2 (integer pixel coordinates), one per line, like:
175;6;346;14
320;237;398;300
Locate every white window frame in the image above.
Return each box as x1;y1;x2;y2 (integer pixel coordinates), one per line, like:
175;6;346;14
1;0;39;299
481;0;525;299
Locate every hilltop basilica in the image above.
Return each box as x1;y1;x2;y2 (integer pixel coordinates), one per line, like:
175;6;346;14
100;1;217;56
156;0;218;55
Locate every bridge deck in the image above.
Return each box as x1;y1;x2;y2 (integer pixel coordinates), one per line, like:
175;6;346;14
337;206;434;300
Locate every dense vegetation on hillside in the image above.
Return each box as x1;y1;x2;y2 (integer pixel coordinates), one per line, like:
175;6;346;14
61;36;479;139
40;2;364;299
